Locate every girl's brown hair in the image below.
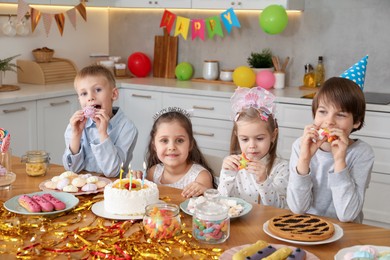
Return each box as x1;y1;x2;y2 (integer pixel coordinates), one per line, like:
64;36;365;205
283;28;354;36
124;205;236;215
230;107;279;175
312;77;365;133
146;111;213;176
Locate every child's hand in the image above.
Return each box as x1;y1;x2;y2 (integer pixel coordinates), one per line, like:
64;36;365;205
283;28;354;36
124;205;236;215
181;182;207;198
329;128;349;171
300;124;326;159
93;108;110;141
246;160;268;183
70;110;87;136
222;155;241;171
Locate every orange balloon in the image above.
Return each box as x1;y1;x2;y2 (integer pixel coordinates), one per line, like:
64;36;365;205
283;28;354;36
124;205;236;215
233;66;256;88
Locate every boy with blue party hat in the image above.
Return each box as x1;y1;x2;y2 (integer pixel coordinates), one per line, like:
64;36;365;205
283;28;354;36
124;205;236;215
287;56;374;223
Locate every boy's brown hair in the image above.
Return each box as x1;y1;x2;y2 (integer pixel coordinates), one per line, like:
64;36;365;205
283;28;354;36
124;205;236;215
74;64;116;88
312;77;366;133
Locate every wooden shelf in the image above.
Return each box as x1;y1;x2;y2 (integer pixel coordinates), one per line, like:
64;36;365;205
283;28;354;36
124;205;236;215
191;78;235;85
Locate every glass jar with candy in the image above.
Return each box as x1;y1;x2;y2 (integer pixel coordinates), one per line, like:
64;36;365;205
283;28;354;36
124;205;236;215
143;203;181;240
193;189;230;244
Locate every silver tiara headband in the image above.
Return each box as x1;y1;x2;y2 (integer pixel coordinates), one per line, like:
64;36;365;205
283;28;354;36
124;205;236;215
231;87;276;122
153;107;192;121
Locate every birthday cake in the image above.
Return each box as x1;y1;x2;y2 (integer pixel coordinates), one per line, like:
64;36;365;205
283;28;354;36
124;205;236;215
103;179;159;215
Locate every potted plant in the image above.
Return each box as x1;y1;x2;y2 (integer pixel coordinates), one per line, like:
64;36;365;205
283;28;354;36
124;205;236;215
0;54;20;88
247;48;273;73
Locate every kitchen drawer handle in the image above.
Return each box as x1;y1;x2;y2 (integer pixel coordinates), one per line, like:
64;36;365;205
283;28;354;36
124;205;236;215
50;100;70;107
132;94;152;99
194;131;215;137
3;107;26;114
193;105;215;111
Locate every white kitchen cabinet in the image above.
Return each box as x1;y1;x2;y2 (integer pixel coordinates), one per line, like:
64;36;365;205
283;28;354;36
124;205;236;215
0;0;50;4
37;95;79;165
191;0;305;10
120;89;163;170
0;101;37;157
50;0;109;6
110;0;191;8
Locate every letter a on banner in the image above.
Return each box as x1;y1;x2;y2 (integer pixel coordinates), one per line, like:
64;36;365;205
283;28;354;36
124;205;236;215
221;8;241;34
192;19;205;40
174;16;190;40
160;9;176;34
205;16;223;39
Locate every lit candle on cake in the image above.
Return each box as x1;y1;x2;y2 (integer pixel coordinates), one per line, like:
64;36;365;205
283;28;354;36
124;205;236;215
142;162;146;188
128;163;132;191
119;163;124;188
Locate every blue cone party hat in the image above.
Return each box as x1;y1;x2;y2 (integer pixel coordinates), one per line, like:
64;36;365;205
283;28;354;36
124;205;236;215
340;55;368;90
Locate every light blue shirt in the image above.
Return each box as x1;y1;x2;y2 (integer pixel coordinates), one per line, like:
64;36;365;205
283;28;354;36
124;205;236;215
62;107;138;177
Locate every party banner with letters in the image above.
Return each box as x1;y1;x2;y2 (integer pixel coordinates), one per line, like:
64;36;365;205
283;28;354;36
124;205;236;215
160;8;241;41
17;0;87;36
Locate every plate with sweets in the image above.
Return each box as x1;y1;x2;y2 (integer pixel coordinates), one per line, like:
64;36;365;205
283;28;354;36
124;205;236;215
4;191;79;216
39;172;112;195
219;243;319;260
263;213;344;245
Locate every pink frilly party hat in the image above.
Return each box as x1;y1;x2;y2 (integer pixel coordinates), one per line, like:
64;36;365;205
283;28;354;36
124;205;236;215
340;55;368;90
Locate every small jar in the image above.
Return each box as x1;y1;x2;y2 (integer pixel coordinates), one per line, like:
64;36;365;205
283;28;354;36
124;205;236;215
203;60;219;80
21;150;50;177
219;69;234;82
143;203;181;240
193;189;230;244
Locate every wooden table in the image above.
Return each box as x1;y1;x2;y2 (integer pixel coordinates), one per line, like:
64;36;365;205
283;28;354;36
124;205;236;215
1;157;390;259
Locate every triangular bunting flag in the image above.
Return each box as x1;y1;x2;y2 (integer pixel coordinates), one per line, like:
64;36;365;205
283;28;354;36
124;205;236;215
55;13;65;36
174;16;190;40
205;16;224;39
191;19;205;41
30;8;41;33
220;8;240;34
17;0;30;23
42;13;53;37
160;10;176;34
340;55;368;90
75;3;87;21
66;8;77;30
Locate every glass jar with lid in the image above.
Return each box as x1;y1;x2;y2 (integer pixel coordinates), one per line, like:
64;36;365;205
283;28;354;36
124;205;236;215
21;150;50;177
193;189;230;244
143;203;181;240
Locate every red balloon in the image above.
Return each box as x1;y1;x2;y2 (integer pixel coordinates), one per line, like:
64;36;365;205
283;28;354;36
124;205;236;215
127;52;151;77
256;70;275;89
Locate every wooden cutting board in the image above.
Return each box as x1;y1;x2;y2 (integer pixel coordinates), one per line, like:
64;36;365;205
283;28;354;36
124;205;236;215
153;28;178;78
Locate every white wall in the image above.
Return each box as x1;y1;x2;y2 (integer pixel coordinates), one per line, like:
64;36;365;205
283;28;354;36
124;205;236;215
0;4;109;84
108;0;390;93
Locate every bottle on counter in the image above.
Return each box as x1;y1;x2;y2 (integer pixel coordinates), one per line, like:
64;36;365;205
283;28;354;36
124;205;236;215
303;64;316;88
314;56;325;87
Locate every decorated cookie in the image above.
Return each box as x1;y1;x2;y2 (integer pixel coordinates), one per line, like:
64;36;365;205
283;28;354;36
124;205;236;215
239;153;250;170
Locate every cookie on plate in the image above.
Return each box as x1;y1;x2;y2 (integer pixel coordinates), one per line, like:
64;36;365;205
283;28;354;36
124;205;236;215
267;213;335;242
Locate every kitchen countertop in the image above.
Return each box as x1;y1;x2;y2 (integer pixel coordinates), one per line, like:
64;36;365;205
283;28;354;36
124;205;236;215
1;78;390;113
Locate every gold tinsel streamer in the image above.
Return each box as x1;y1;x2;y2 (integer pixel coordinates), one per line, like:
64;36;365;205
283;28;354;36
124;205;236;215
0;196;222;259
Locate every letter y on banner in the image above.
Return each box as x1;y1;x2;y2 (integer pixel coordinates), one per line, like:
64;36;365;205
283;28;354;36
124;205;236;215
221;8;241;34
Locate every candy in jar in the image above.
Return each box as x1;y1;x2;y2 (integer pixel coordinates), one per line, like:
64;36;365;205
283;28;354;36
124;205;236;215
143;203;181;240
193;189;230;244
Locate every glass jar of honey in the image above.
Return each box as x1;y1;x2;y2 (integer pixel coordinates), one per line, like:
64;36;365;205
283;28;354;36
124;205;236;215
21;150;50;177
